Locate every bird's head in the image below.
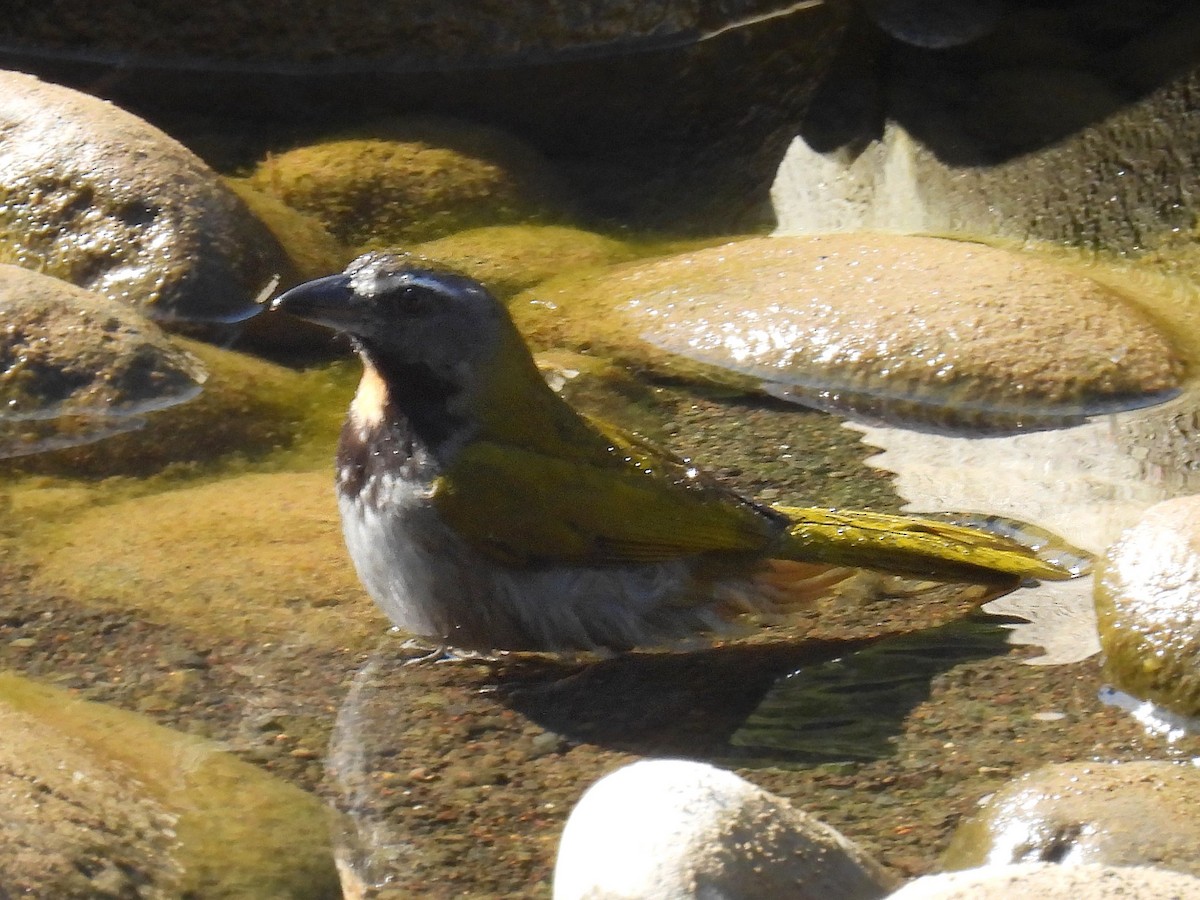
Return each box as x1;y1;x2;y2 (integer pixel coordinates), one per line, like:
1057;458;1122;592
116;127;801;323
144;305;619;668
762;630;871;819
272;252;556;454
274;251;506;376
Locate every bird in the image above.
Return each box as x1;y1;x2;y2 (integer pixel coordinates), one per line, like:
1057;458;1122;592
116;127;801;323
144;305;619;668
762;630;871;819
271;251;1084;654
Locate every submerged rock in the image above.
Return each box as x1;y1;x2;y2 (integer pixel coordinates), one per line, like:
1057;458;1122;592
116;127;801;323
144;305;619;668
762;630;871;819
13;471;380;649
516;234;1182;433
1095;495;1200;718
0;264;206;458
0;685;180;898
246;118;575;248
2;338;328;476
943;760;1200;876
0;672;341;899
553;759;897;900
0;71;286;326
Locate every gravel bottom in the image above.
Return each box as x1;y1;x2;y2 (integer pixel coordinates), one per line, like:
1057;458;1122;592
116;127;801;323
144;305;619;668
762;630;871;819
3;558;1194;899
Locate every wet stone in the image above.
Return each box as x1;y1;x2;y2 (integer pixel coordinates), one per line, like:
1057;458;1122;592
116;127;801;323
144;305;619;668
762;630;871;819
889;862;1200;899
0;70;287;326
943;759;1200;877
0;264;206;458
1095;495;1200;718
553;759;898;900
518;234;1182;433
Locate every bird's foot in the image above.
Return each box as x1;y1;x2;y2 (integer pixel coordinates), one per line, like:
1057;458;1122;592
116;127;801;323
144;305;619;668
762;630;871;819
394;635;501;665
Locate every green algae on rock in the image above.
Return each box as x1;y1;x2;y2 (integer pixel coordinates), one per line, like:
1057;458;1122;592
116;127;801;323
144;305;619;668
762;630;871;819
1;338;338;477
413;224;636;299
516;234;1184;433
0;672;342;899
943;760;1200;876
223;177;350;282
0;71;288;327
247;118;575;249
9;470;382;649
1095;496;1200;719
0;265;207;458
0;684;181;897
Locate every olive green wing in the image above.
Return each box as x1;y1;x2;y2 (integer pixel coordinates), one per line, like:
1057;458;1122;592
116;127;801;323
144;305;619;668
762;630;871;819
432;437;784;568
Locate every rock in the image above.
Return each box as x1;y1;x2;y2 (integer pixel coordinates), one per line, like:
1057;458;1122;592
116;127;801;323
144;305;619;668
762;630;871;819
861;0;1006;49
413;224;635;299
772;28;1200;258
0;1;829;67
1;338;330;476
0;264;206;458
1;7;853;233
942;760;1200;876
0;71;288;326
552;759;897;900
0;684;180;897
1095;495;1200;718
246;118;575;248
515;234;1182;433
0;671;342;899
223;177;350;281
10;471;382;649
886;862;1200;899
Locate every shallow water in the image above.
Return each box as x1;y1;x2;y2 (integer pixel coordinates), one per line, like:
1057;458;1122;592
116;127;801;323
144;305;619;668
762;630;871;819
6;142;1200;900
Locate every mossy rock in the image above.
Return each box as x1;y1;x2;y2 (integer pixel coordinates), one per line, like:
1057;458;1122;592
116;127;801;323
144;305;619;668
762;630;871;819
248;117;576;248
0;264;207;459
412;224;635;299
1;338;344;477
0;672;342;899
223;177;354;353
223;176;350;280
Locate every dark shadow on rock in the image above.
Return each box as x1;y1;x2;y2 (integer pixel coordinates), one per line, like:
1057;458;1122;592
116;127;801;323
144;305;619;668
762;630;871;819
799;1;1200;167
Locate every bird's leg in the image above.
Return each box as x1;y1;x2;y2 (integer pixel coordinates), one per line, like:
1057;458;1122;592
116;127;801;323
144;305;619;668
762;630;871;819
392;634;511;665
396;638;450;665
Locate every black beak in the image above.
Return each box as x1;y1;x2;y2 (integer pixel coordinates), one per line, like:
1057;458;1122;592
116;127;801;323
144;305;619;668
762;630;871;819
270;274;364;331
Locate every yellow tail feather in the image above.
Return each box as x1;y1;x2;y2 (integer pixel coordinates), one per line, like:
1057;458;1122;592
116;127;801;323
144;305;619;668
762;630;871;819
772;506;1085;583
